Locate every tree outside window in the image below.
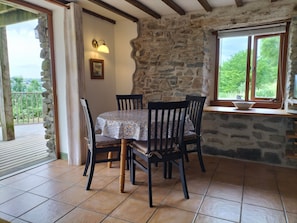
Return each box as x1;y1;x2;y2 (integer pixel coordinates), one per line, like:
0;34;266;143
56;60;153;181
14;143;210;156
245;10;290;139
213;23;289;108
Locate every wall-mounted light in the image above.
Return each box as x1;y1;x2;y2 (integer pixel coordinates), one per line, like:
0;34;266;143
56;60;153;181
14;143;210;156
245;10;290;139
92;39;109;54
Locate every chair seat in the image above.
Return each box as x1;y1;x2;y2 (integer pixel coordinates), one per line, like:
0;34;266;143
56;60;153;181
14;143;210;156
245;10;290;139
184;131;199;142
130;140;180;158
95;134;121;148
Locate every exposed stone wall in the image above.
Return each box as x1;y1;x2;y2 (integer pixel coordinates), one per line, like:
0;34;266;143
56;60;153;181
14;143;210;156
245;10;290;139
131;0;297;167
36;14;56;158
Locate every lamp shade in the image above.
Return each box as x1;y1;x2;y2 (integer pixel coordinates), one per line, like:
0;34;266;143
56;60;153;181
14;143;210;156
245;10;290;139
98;43;109;54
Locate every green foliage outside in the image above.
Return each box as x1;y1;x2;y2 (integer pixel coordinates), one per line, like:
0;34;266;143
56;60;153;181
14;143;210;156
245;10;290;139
218;36;280;99
10;76;43;124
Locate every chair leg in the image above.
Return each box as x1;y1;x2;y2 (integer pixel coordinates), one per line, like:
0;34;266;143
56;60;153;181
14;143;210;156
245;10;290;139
148;163;153;207
184;145;190;162
196;140;206;172
130;152;136;184
86;153;96;190
178;158;189;199
126;147;130;170
107;152;112;168
83;150;91;176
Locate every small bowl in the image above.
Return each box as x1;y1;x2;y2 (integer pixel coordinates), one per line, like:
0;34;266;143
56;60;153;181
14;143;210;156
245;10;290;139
232;101;255;110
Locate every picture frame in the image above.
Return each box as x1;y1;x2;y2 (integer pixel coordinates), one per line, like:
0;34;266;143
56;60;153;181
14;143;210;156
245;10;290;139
90;59;104;79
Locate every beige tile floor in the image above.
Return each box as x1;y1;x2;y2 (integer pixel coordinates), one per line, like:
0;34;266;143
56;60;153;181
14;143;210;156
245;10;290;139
0;154;297;223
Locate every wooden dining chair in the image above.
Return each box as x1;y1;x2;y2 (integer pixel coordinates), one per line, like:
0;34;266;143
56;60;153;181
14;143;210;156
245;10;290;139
116;94;143;110
129;100;190;207
116;94;143;169
80;98;122;190
183;95;206;172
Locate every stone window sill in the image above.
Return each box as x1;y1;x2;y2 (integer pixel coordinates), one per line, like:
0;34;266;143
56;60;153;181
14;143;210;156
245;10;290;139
204;106;297;118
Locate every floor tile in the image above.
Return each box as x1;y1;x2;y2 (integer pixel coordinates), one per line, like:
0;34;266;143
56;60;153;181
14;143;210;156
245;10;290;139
241;203;286;223
0;186;24;204
199;196;241;222
194;214;235;223
110;198;156;222
1;154;296;223
55;207;106;223
0;193;47;217
0;211;15;222
18;199;74;223
9;175;49;191
245;163;276;180
52;185;97;206
212;172;244;186
162;190;203;212
148;206;195;223
101;216;131;223
243;187;283;210
207;181;242;202
79;190;127;214
244;176;278;192
287;212;297;223
29;180;73;198
282;193;297;214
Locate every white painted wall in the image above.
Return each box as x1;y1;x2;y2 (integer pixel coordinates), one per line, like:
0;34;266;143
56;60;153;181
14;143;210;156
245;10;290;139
114;20;137;94
83;13;117;119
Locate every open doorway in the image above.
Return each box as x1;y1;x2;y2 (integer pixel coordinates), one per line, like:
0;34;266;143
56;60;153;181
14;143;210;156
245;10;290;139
0;1;57;177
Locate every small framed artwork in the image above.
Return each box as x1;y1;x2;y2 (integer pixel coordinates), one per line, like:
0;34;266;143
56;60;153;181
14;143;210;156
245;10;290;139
90;59;104;79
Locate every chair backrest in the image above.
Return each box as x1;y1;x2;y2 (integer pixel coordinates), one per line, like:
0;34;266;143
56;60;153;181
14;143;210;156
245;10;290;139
80;98;95;152
147;100;189;156
116;94;143;110
185;95;206;135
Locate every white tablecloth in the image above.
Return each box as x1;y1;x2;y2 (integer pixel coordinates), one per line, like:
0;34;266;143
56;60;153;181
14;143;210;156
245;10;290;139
96;109;194;141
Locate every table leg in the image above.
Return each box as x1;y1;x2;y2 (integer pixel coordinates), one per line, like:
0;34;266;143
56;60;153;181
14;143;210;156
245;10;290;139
119;138;127;193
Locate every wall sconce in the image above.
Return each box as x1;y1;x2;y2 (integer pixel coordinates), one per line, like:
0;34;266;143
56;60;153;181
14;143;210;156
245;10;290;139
92;39;109;54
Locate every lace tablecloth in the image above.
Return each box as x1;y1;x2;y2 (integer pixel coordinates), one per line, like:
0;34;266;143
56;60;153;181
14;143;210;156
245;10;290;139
96;109;194;141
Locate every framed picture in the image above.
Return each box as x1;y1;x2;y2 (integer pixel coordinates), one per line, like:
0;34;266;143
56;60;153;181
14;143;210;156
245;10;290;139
90;59;104;79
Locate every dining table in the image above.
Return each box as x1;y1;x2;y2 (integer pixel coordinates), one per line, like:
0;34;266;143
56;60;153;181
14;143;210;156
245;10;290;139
95;109;194;193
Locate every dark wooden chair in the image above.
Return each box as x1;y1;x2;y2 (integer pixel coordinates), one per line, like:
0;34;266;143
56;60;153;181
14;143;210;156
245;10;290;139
116;94;143;169
183;95;206;172
116;94;143;110
129;100;190;207
80;98;121;190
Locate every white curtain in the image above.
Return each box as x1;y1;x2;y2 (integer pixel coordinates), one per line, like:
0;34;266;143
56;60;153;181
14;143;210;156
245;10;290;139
64;3;86;165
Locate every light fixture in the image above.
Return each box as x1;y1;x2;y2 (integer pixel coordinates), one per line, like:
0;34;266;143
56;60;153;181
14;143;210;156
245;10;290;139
92;39;110;54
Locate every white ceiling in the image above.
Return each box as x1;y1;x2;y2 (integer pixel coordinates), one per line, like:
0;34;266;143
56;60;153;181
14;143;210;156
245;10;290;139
74;0;265;23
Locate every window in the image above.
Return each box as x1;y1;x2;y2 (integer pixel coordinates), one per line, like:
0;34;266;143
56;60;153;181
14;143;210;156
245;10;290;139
212;23;289;108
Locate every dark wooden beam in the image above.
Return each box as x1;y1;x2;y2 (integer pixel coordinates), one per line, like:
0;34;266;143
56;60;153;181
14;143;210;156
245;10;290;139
45;0;70;9
82;8;116;24
271;0;278;2
161;0;185;15
88;0;138;22
197;0;212;12
125;0;161;19
235;0;243;7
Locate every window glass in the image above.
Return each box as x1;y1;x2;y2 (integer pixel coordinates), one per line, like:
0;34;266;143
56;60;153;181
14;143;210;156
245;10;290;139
218;36;248;100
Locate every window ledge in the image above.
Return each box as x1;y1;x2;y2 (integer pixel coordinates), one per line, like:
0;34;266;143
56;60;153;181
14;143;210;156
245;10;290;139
204;106;297;118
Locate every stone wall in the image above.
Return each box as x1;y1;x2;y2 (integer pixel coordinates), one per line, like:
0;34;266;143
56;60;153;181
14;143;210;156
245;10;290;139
131;0;297;167
36;14;56;158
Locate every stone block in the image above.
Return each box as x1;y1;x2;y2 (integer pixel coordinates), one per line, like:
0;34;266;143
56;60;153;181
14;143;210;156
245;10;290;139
237;148;261;161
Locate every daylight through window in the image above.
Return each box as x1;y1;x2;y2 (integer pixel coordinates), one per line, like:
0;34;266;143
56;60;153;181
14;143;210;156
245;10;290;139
213;22;289;108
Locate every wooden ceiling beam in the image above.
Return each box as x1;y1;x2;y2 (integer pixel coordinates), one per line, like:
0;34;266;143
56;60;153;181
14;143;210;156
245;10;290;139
197;0;212;12
88;0;138;22
235;0;243;7
124;0;161;19
82;8;116;24
161;0;185;15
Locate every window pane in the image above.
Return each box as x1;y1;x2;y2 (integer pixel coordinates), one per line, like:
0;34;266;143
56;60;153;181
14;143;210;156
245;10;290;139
218;36;248;100
254;36;280;99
